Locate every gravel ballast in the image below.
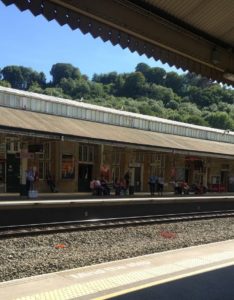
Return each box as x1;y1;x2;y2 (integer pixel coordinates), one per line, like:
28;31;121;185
1;217;234;282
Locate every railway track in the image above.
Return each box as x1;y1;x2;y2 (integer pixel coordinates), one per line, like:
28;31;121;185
1;209;234;238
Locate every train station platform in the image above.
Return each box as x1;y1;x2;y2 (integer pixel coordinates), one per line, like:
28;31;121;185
0;192;233;200
1;240;234;300
0;191;234;201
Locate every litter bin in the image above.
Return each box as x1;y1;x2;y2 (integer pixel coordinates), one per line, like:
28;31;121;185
129;185;134;195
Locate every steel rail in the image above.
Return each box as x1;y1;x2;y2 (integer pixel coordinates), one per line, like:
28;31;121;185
1;209;234;239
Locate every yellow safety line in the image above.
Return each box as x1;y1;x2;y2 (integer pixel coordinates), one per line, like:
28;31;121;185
94;261;234;300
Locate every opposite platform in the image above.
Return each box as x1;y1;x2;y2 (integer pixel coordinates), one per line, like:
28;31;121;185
1;240;234;300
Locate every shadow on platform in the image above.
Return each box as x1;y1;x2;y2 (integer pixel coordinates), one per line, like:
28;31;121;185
112;265;234;300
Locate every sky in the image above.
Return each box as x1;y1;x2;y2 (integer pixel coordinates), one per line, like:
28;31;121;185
0;1;183;81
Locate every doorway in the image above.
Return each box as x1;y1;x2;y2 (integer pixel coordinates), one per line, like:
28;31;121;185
6;153;20;192
78;164;93;192
221;171;229;192
130;166;141;192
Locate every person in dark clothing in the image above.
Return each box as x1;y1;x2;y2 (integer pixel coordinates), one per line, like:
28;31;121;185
157;176;164;196
114;178;121;195
26;167;34;196
148;175;156;196
100;177;110;195
46;170;56;192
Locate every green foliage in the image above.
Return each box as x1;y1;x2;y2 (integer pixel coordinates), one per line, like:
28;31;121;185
43;87;67;98
185;115;209;127
0;65;46;90
144;67;166;85
50;63;81;85
205;112;234;130
122;72;146;98
1;62;234;131
0;80;11;88
165;72;183;94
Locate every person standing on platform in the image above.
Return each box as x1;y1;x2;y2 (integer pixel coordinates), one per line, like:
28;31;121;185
148;175;156;196
158;175;164;196
26;167;34;196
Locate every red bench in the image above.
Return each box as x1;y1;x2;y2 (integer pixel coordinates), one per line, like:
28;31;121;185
211;184;226;192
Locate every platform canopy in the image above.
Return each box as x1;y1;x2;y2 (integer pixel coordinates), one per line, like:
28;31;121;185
2;0;234;86
1;106;234;159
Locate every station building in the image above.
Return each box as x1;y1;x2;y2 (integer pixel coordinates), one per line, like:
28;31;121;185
0;86;234;194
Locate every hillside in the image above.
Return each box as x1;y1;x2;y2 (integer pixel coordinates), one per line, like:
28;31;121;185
0;63;234;130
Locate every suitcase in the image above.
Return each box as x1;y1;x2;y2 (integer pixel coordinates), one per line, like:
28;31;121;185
28;190;38;199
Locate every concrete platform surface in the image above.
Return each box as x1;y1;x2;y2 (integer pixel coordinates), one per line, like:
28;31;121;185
1;240;234;300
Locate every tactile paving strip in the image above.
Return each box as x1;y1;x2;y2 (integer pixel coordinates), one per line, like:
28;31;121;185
14;251;234;300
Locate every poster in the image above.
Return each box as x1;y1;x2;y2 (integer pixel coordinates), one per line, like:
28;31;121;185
100;164;110;181
62;154;75;179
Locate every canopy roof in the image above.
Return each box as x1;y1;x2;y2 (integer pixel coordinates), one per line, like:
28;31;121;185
1;106;234;159
2;0;234;85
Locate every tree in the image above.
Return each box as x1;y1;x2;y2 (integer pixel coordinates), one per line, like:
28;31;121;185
0;80;11;88
148;84;174;104
73;81;91;99
89;82;105;97
135;63;150;75
92;72;118;84
50;63;81;85
1;66;24;89
182;72;212;88
185;115;209;126
60;78;78;97
144;67;166;85
122;72;146;98
43;87;66;98
1;66;46;90
205;112;234;130
28;82;44;94
165;72;183;94
166;100;179;110
138;102;154;115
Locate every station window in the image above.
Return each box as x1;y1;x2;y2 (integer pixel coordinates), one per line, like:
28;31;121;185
66;106;72;117
112;149;121;165
91;110;96;121
9;95;16;107
79;144;94;162
99;112;104;122
112;166;120;182
115;115;120;125
37;143;50;180
52;103;58;114
150;153;165;177
133;152;144;163
47;102;53;114
61;105;67;116
57;104;62;115
150;165;164;178
5;138;20;153
104;113;108;123
40;100;46;112
80;108;86;119
72;107;78;118
0;93;4;105
86;109;91;119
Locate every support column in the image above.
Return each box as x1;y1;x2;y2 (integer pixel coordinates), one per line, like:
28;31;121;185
20;146;28;196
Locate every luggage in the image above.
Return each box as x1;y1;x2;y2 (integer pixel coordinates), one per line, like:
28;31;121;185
28;190;38;199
